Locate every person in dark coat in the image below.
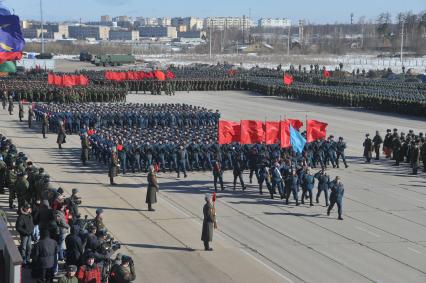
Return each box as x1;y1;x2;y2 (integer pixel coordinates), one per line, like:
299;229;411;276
81;133;90;165
28;106;35;128
363;134;373;163
65;225;84;266
201;194;216;251
410;141;420;175
31;229;57;282
16;204;34;265
301;168;315;206
18;101;24;122
57;121;66;149
212;159;224;192
327;176;345;220
8;95;13;115
146;165;159;211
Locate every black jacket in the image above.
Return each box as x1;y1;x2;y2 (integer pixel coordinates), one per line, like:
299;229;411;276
31;236;57;269
16;212;34;236
65;225;84;266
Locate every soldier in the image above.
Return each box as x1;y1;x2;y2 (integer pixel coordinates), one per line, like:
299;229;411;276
42;113;49;139
258;161;271;196
109;148;119;185
201;194;216;251
391;133;402;166
146;165;159;211
28;106;34;128
81;133;90;165
109;255;136;283
285;170;299;206
18;101;24;122
1;91;6;110
57;121;66;149
232;156;246;191
363;134;373;163
383;129;393;158
372;131;383;160
212;158;224;192
327;176;345;220
301;168;315;206
177;145;188;178
411;141;420;175
421;139;426;172
314;169;330;206
336;137;348;168
271;162;285;199
15;171;30;212
7;95;13;115
94;208;105;232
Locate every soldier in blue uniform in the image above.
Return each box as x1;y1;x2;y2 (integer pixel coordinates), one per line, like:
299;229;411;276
327;176;344;220
314;169;330;206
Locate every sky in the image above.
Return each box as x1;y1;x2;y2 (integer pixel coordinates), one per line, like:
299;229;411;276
2;0;425;24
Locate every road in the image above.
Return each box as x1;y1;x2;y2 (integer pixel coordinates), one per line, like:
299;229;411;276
1;90;425;283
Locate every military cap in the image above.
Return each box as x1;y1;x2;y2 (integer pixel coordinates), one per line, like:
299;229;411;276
96;208;104;215
72;188;79;194
67;265;77;273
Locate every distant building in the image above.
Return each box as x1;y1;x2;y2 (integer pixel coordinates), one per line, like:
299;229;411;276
101;15;111;22
22;28;45;38
258;18;291;28
158;17;172;27
113;16;129;22
139;26;177;38
204;17;253;30
109;30;139;41
177;30;206;39
171;17;204;31
69;25;110;40
139;17;159;26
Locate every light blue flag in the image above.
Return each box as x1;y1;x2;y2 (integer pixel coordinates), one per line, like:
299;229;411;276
290;124;306;154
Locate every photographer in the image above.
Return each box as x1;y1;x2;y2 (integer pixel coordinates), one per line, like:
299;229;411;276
109;255;136;283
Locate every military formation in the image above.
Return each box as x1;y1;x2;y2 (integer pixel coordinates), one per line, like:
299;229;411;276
0;134;135;283
364;129;426;175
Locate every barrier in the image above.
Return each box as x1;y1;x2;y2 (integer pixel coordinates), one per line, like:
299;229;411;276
0;219;22;283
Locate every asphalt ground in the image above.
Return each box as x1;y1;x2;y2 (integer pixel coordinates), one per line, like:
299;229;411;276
1;90;425;283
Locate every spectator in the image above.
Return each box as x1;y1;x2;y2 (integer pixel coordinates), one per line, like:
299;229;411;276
16;203;34;266
31;229;57;282
58;265;78;283
77;252;102;283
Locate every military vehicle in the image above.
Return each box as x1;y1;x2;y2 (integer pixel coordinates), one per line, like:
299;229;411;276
92;54;135;67
80;52;93;62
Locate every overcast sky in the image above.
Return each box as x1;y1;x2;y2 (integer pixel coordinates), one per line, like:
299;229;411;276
2;0;425;24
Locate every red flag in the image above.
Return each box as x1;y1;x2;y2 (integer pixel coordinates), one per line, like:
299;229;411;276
265;121;281;144
117;144;123;151
283;74;294;86
78;75;89;86
166;70;175;79
154;70;166;81
323;70;331;78
53;74;63;86
280;121;291;148
240;120;265;144
227;69;237;76
48;73;55;85
306;120;328;142
218;120;241;144
62;75;75;87
146;71;154;79
287;119;303;131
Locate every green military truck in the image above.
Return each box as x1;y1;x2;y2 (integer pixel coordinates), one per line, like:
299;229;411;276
92;54;135;67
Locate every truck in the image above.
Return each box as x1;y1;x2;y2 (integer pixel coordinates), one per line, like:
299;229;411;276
79;52;93;62
92;54;135;67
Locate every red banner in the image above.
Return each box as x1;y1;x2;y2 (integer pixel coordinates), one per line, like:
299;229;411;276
323;70;331;78
48;74;89;87
306;120;328;142
283;74;294;86
154;70;166;81
287;119;303;131
280;120;291;148
166;70;175;79
240;120;265;145
218;120;241;144
265;121;281;144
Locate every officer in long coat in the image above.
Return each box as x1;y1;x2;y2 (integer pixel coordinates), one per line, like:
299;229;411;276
8;95;13;115
327;176;344;220
18;101;24;122
410;141;420;175
42;113;49;139
363;134;373;163
56;121;66;149
81;133;90;165
28;106;35;128
109;148;119;185
146;165;159;211
201;194;216;251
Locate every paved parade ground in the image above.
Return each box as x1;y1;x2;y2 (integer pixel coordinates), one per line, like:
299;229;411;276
1;91;426;283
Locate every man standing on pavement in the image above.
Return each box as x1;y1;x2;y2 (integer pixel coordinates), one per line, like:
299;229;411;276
372;131;383;160
201;194;216;251
16;203;34;266
146;165;159;211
